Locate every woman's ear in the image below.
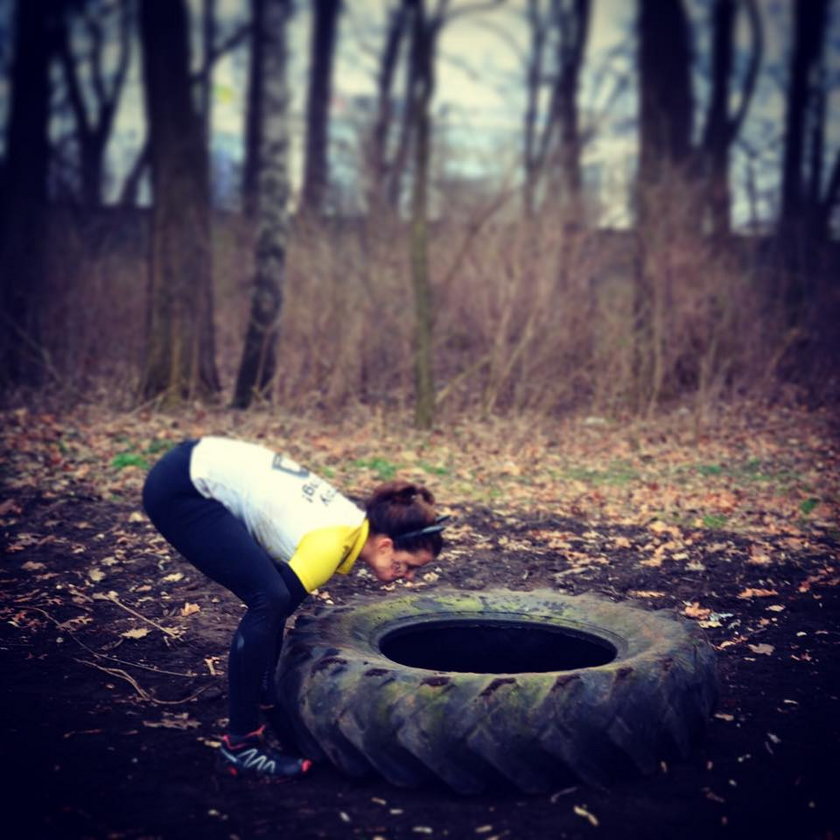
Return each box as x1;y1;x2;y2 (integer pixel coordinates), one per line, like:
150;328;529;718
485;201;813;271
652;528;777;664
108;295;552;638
374;535;394;556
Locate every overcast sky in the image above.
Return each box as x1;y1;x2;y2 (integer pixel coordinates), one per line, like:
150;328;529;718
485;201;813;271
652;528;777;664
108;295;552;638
0;0;838;225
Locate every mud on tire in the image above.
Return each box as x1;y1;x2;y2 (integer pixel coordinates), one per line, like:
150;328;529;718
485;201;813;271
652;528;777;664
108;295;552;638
277;589;718;794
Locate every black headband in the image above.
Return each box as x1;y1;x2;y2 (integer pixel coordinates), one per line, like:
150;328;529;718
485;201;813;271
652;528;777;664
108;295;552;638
394;515;450;543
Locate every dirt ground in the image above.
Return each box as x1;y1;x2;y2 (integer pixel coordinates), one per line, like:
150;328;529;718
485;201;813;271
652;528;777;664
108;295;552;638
1;403;838;840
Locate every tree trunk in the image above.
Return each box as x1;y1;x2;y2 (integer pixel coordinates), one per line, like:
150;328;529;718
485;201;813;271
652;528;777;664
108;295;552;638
778;0;829;321
698;0;761;240
243;0;266;220
406;0;436;429
55;0;132;208
200;0;217;151
367;2;409;217
554;0;590;221
232;0;292;409
780;0;828;231
522;0;547;217
522;0;590;220
138;0;220;404
635;0;693;413
300;0;341;218
0;0;54;388
638;0;693;201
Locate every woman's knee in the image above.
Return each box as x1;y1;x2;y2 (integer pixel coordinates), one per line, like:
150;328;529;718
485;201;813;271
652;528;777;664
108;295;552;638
247;578;292;620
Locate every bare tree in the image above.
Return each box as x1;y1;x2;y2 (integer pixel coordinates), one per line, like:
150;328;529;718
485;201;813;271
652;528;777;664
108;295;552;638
633;0;694;413
366;2;410;216
300;0;342;217
243;0;266;219
780;0;834;240
697;0;762;239
403;0;503;428
233;0;292;408
55;0;132;207
523;0;591;219
138;0;219;403
0;0;56;388
200;0;217;150
405;0;438;428
638;0;693;209
124;8;249;208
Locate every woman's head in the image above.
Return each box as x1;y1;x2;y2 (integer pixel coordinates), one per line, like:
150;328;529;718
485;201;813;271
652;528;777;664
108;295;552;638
361;481;444;582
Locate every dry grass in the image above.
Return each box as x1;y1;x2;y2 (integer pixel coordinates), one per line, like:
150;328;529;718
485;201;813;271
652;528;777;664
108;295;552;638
32;196;829;419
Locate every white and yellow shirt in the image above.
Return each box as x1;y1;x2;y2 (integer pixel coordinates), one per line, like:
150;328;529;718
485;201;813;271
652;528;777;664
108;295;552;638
189;436;368;592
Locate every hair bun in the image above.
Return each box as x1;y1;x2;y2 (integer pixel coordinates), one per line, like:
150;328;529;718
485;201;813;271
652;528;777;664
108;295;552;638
395;485;418;504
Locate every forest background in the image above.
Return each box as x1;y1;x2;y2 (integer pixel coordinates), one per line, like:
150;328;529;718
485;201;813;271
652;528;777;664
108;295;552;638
0;0;838;423
1;3;839;837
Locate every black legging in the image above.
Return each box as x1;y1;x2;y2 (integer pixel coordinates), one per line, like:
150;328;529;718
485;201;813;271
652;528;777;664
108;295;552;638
142;440;307;735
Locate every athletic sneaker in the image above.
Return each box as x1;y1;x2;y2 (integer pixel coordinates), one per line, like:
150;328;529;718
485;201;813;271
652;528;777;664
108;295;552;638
218;726;312;780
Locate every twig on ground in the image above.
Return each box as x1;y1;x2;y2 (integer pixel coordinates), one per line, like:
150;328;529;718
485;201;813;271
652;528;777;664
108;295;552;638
75;659;208;705
94;592;182;638
16;605;197;677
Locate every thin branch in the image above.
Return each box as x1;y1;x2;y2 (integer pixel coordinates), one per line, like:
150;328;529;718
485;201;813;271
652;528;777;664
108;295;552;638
76;659;208;705
727;0;762;145
443;0;506;23
93;591;182;639
17;606;198;678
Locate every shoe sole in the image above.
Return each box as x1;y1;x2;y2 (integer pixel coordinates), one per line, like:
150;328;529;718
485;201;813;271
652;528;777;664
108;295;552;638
218;758;313;781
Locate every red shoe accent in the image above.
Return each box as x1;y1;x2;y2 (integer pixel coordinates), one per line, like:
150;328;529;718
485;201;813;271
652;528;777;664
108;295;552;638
301;759;313;774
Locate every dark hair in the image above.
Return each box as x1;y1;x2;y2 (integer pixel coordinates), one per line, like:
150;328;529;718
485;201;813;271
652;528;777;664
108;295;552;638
365;481;444;556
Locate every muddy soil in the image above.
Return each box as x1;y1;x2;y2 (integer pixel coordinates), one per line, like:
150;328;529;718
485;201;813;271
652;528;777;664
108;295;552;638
2;479;838;840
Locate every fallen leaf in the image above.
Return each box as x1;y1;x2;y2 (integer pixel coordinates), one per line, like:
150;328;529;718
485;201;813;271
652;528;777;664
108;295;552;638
747;643;775;655
0;498;21;516
683;602;712;620
21;561;46;571
737;588;779;599
88;568;105;583
143;713;200;730
121;627;151;640
573;805;599;827
748;545;772;565
181;602;201;617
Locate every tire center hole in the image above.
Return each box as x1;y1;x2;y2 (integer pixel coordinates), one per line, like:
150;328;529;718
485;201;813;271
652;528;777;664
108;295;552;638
379;619;617;673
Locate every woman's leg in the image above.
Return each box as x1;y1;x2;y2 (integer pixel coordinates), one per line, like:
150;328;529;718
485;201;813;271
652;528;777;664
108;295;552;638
142;442;305;736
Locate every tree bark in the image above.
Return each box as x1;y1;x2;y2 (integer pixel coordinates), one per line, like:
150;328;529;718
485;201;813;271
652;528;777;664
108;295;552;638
0;0;55;388
138;0;220;403
232;0;292;408
406;0;437;429
367;2;409;217
635;0;693;414
780;0;828;231
55;0;132;207
554;0;590;221
638;0;693;200
243;0;266;220
697;0;761;239
201;0;217;149
522;0;590;220
300;0;341;218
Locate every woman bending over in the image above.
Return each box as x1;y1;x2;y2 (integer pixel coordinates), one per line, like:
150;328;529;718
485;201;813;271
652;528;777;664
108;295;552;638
142;436;445;779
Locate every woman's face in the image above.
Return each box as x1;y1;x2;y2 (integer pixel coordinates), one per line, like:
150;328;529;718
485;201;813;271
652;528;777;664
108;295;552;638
364;540;435;583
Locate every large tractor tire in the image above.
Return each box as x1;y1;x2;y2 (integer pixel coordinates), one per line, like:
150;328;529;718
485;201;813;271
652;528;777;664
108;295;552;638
277;588;717;794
